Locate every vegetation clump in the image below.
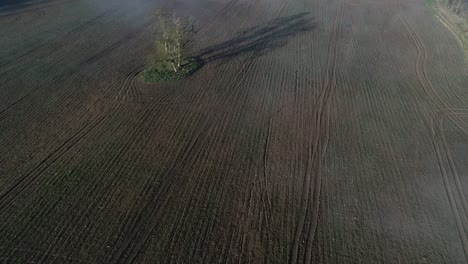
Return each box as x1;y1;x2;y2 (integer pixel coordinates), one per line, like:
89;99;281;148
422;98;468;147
427;0;468;58
143;57;199;83
437;0;464;15
142;8;200;83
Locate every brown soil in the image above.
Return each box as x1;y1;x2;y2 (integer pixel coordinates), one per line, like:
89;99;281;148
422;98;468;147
1;0;468;263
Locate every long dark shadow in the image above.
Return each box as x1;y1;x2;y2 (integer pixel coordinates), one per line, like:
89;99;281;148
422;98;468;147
194;12;315;63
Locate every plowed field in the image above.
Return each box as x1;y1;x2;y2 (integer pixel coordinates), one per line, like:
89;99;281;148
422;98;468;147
1;0;468;262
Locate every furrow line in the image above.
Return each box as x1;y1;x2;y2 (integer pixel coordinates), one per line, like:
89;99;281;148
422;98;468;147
289;2;343;263
430;118;468;261
36;108;153;263
107;118;212;264
0;109;112;213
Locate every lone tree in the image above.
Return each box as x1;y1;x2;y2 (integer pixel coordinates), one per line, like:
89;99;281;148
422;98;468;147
142;8;199;83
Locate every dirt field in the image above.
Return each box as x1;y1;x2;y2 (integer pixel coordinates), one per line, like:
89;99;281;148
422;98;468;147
1;0;468;263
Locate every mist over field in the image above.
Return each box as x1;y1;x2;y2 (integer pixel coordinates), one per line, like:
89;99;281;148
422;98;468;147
0;0;468;263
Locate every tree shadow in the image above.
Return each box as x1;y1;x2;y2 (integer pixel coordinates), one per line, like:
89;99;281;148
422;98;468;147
194;12;315;64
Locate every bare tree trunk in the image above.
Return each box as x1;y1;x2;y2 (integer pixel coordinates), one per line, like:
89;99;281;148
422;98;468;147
154;8;195;75
455;0;462;14
171;61;178;73
176;42;182;69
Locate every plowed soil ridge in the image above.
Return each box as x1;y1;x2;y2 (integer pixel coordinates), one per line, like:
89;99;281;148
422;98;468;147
392;0;468;257
289;2;343;263
1;0;468;262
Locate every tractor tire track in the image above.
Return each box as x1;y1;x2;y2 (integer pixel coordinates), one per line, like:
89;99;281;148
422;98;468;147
393;0;468;258
0;13;147;131
107;120;212;264
107;4;292;261
0;106;115;213
35;108;154;263
431;115;468;260
289;2;343;263
439;116;468;225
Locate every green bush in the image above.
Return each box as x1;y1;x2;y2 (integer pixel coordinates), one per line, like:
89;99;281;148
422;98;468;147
142;58;200;83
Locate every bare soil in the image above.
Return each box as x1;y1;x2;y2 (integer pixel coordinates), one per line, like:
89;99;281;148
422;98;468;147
1;0;468;263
